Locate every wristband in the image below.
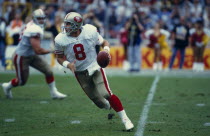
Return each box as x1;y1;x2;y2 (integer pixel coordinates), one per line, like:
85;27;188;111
62;61;70;68
104;46;110;52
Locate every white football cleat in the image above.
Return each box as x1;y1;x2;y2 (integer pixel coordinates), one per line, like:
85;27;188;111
123;118;134;131
50;90;67;99
2;83;13;99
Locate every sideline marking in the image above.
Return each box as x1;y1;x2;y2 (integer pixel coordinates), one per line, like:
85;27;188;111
135;76;160;136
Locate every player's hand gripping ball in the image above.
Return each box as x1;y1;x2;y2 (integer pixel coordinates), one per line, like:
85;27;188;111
97;51;111;68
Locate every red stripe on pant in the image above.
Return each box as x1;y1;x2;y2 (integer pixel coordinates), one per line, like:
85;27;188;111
11;54;19;87
100;68;123;112
100;68;112;96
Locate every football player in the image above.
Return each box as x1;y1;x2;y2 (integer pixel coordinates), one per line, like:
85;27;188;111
2;9;67;99
54;12;134;131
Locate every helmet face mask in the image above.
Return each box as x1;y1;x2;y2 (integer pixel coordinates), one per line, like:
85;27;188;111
62;12;83;35
64;21;78;34
33;9;46;28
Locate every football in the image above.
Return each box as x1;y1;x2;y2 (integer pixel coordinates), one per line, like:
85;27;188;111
97;51;110;68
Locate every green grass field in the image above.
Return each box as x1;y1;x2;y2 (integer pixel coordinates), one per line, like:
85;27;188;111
0;72;210;136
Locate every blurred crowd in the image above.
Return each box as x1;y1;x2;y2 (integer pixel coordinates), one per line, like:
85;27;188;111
0;0;210;71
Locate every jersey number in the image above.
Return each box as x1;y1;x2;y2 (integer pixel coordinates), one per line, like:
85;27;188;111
73;44;86;60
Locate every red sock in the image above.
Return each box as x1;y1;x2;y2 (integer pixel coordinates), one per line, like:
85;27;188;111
109;94;124;112
45;76;54;84
11;78;19;87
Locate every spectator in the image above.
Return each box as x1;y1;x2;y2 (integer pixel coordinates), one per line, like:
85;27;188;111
203;5;210;28
7;13;23;45
108;7;118;38
190;0;203;22
87;0;106;23
45;14;64;67
169;17;190;69
170;6;181;26
55;6;66;19
125;12;144;72
45;15;63;39
179;0;193;19
45;5;56;24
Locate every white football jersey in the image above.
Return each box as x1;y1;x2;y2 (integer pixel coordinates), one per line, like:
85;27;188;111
15;21;44;56
55;24;104;72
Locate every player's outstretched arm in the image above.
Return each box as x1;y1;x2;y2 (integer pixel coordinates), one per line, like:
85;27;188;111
31;36;52;55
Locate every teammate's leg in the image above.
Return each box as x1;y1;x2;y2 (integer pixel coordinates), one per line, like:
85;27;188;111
30;56;66;99
2;54;30;98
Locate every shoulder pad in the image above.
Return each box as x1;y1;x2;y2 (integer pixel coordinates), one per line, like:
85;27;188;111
23;24;43;37
83;24;97;32
55;33;67;46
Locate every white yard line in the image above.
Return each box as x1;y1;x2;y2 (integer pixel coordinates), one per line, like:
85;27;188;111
135;76;160;136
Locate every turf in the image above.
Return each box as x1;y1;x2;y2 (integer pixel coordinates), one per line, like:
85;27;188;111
145;77;210;136
0;73;210;136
